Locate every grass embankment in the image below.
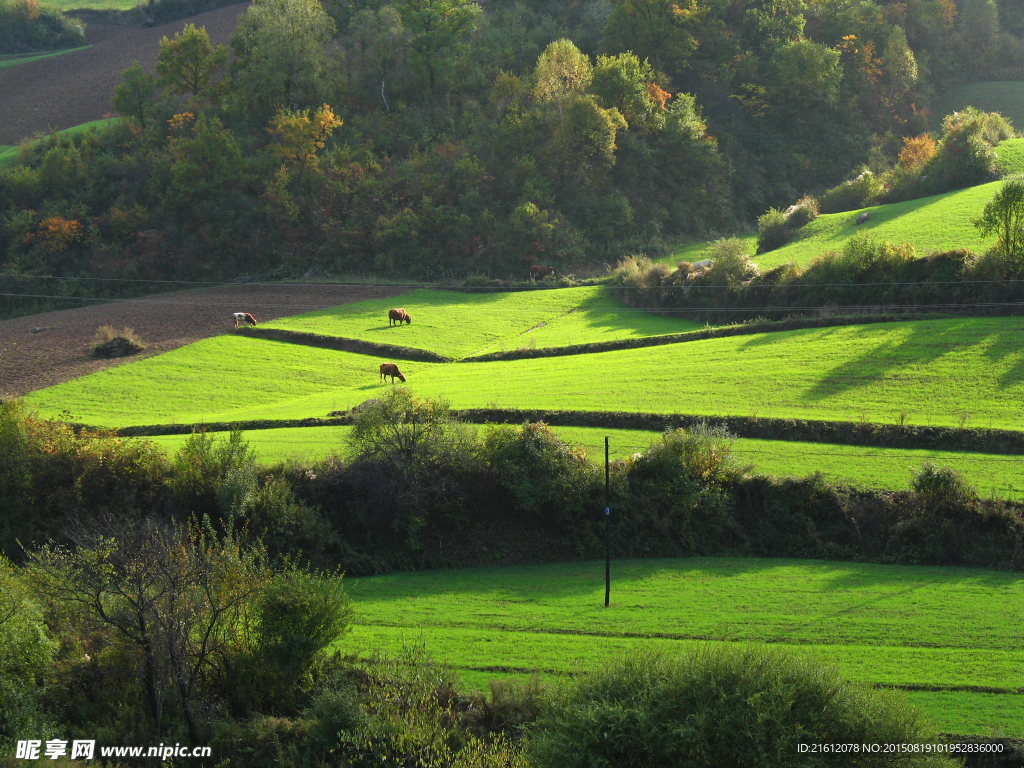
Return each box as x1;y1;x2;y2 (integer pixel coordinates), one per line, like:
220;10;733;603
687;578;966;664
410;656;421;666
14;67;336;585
261;286;702;359
29;315;1024;430
342;557;1024;735
931;82;1024;133
0;45;87;68
146;425;1024;499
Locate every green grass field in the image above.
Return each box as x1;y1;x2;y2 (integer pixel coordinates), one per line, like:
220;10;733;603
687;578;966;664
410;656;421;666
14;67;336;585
28;315;1024;430
145;425;1024;499
996;136;1024;175
262;286;702;359
0;46;88;69
342;557;1024;735
931;81;1024;133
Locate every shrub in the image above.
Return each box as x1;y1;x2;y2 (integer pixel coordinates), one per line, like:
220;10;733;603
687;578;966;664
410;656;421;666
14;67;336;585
90;325;145;358
756;207;790;253
0;0;85;54
785;194;818;229
699;237;759;285
609;254;672;290
483;422;599;518
923;108;1012;192
911;462;975;508
803;233;916;284
528;646;958;768
171;429;259;521
819;169;882;214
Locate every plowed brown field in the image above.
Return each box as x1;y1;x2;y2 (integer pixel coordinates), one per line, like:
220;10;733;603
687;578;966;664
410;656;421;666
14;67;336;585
0;2;248;145
0;283;407;396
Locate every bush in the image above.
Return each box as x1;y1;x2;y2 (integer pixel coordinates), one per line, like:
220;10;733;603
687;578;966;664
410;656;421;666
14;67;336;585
803;233;916;285
699;237;759;285
819;169;882;214
609;254;672;291
528;646;958;768
911;462;975;508
171;429;258;521
0;0;85;54
785;194;818;228
483;422;599;518
91;325;146;358
756;207;790;253
923;108;1012;193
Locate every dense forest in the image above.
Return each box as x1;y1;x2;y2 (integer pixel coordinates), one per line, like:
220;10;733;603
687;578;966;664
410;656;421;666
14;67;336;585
2;0;1023;294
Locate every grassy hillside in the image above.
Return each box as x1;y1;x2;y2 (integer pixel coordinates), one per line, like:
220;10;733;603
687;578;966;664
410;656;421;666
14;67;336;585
756;182;999;269
667;139;1024;270
262;286;703;359
26;315;1024;430
342;557;1024;734
931;82;1024;133
144;425;1024;499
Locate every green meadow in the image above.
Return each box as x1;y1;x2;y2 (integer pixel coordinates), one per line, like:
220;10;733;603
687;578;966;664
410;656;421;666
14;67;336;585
0;46;88;69
28;315;1024;430
261;286;702;358
342;557;1024;734
146;425;1024;499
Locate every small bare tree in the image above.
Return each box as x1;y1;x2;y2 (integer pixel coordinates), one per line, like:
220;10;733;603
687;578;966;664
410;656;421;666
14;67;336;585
29;514;268;740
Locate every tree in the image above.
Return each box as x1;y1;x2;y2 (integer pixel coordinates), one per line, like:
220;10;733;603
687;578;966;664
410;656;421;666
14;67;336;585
881;25;918;100
534;39;593;119
974;177;1024;263
545;96;627;187
767;40;842;111
349;6;411;113
602;0;704;73
959;0;999;46
156;24;228;99
231;0;336;116
112;62;158;130
29;514;268;741
395;0;481;92
591;51;666;128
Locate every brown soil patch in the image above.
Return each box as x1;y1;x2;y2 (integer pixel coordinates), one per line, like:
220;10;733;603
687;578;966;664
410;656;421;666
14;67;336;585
0;283;407;396
0;3;249;145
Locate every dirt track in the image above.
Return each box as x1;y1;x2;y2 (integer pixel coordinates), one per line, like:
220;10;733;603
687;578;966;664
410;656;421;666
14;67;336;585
0;283;407;396
0;3;249;145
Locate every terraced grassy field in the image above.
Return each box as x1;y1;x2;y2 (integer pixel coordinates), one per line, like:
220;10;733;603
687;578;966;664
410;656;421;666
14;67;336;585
146;426;1024;499
29;315;1024;430
342;557;1024;735
261;286;702;358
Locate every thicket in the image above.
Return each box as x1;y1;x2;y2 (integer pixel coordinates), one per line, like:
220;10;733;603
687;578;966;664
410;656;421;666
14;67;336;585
0;0;85;54
4;0;1024;313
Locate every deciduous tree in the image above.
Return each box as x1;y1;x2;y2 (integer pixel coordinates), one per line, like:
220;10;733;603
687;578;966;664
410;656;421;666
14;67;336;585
156;24;228;100
975;177;1024;263
112;62;158;130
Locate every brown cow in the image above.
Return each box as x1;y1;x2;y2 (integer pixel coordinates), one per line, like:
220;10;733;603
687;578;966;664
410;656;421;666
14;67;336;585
529;265;555;281
388;308;411;326
380;363;407;383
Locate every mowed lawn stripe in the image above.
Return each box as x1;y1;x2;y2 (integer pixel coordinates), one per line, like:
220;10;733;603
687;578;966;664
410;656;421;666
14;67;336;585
145;426;1024;500
25;316;1024;429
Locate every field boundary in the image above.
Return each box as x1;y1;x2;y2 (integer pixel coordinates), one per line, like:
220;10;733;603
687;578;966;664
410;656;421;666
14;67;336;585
232;327;454;362
236;312;954;364
84;409;1024;454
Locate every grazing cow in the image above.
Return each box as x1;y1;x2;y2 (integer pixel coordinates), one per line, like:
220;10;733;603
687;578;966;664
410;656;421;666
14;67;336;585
529;265;555;281
233;312;257;328
380;363;407;383
388;308;411;326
